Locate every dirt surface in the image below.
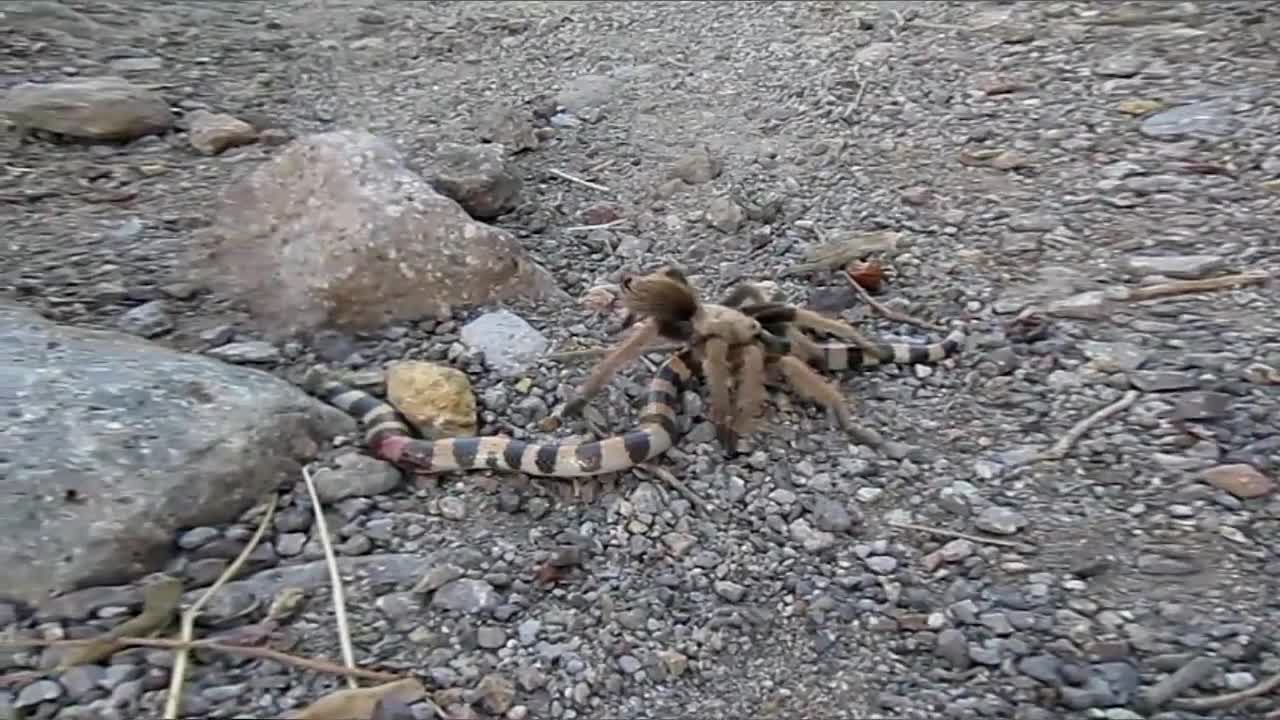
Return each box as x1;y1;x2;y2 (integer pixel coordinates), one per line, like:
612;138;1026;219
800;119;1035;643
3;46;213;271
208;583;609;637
3;1;1280;719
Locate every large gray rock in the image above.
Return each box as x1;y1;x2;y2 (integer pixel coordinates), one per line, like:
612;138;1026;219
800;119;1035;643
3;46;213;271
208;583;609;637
0;76;174;141
0;302;354;608
190;129;568;339
427;142;522;220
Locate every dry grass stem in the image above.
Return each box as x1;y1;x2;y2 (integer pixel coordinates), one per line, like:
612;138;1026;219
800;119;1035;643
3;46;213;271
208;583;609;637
564;219;628;232
163;493;278;719
637;463;710;517
1028;390;1141;464
843;270;947;332
302;464;359;690
1170;670;1280;712
1123;269;1269;302
2;635;403;683
887;520;1036;551
547;168;612;193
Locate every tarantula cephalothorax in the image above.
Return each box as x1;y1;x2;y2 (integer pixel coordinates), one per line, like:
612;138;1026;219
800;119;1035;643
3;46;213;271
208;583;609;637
561;265;892;452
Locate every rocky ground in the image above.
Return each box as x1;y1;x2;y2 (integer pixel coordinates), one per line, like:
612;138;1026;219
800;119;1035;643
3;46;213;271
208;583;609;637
3;1;1280;719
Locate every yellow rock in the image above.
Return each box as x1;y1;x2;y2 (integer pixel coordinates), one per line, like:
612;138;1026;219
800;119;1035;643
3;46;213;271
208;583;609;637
1117;99;1164;116
656;649;689;677
386;361;477;438
1261;179;1280;194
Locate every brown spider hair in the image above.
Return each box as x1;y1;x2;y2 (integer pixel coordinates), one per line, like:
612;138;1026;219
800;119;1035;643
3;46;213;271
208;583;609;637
564;266;781;451
564;268;964;455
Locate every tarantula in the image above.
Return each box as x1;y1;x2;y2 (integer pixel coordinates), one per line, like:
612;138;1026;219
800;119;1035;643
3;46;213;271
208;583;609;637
561;265;891;452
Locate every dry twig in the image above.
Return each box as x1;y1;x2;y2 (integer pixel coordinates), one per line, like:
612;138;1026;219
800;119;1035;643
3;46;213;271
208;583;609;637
1170;670;1280;712
1024;390;1141;465
302;465;359;690
843;270;947;332
887;520;1036;551
547;168;612;193
851;64;871;110
3;635;403;683
1122;269;1269;303
163;495;277;719
564;219;628;233
636;462;711;517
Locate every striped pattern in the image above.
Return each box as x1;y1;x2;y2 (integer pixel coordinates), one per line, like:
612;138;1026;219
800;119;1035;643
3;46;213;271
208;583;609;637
306;349;697;477
812;327;967;371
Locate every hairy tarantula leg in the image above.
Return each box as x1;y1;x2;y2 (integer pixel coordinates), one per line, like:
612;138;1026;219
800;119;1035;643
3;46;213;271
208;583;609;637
732;343;767;438
745;304;888;359
562;318;660;417
702;336;737;452
780;325;824;365
775;355;883;448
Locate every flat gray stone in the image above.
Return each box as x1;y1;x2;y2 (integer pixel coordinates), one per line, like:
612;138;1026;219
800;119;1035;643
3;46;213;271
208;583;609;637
0;302;354;607
1140;99;1238;140
1123;254;1225;280
0;75;173;141
460;310;549;378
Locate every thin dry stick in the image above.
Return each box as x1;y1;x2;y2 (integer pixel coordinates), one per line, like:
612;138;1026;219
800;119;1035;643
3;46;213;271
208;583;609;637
1171;670;1280;711
564;219;628;233
887;520;1035;551
843;271;947;332
851;64;871;110
163;494;278;719
2;636;403;683
1123;269;1269;303
1027;390;1141;464
302;465;359;691
638;463;710;517
547;168;612;193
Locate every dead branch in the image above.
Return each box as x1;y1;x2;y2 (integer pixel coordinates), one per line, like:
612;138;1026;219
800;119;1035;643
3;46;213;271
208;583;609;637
564;219;628;233
1122;269;1269;302
887;520;1036;551
1170;670;1280;712
547;168;612;193
4;636;403;684
843;269;947;332
637;462;711;517
1028;390;1141;464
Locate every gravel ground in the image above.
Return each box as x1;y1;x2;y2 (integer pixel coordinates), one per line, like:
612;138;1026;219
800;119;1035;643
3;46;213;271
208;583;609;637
3;1;1280;719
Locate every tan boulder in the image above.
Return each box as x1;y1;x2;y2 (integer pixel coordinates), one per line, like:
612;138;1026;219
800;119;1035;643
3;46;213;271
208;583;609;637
191;130;567;339
386;361;477;438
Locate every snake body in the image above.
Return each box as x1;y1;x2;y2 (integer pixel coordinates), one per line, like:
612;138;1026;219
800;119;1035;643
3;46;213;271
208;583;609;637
307;324;964;475
306;349;696;477
811;328;967;371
